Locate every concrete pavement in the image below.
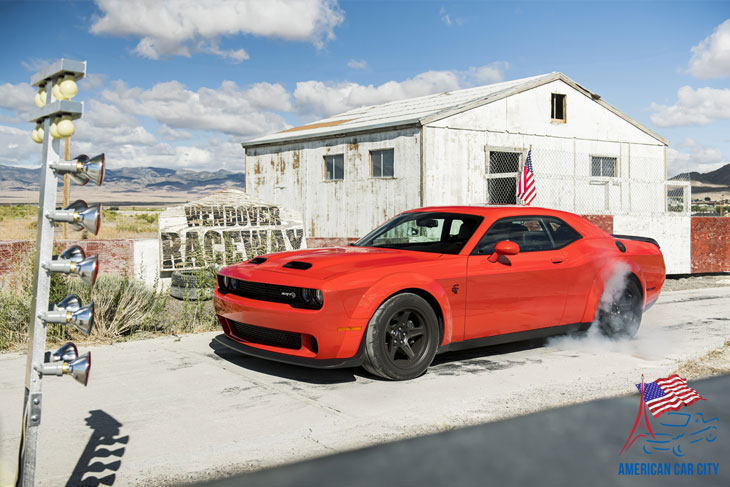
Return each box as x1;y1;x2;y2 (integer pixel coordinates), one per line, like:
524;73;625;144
1;285;729;486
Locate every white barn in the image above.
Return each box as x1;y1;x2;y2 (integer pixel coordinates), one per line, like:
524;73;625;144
242;72;691;273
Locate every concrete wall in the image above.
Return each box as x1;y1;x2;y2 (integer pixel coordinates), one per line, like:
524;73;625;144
245;128;422;239
613;214;691;274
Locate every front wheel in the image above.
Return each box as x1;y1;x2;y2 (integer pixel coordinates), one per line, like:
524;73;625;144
362;293;440;380
596;278;643;339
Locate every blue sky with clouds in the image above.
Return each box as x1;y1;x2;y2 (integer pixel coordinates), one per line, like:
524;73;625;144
0;0;728;177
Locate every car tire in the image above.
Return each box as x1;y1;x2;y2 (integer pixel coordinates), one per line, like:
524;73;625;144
170;269;214;301
362;293;440;380
596;277;643;339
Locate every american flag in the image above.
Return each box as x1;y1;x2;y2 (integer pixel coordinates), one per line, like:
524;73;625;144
635;375;705;418
517;149;536;205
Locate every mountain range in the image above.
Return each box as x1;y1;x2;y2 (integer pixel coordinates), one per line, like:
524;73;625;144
0;164;245;204
672;163;730;187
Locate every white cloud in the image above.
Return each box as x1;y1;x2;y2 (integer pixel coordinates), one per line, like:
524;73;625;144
667;139;727;177
650;86;730;127
90;0;344;60
21;58;52;72
0;125;37;166
100;80;291;137
688;19;730;79
294;63;508;120
0;82;36;119
347;59;367;70
439;7;464;27
158;124;193;141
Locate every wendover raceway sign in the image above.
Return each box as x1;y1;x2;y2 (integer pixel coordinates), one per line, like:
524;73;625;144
158;190;306;271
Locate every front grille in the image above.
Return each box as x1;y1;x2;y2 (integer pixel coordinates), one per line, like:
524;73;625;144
230;320;302;350
219;276;299;304
218;276;322;310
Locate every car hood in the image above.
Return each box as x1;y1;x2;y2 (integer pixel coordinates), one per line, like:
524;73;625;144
227;246;444;281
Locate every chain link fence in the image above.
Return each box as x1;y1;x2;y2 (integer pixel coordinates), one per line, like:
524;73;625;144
483;147;690;215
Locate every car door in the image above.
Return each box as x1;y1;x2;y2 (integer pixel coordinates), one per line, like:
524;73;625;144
464;216;569;340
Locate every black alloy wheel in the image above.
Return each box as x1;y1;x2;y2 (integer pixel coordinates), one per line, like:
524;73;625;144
363;293;439;380
597;278;643;339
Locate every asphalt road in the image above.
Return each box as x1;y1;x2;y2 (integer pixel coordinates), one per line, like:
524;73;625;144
1;286;729;486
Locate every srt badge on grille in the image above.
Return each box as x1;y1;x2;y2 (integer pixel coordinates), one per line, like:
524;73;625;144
281;291;297;299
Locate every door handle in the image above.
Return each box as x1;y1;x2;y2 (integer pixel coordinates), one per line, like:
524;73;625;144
551;257;564;264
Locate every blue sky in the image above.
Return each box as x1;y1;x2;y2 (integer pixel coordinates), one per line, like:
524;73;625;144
0;0;729;176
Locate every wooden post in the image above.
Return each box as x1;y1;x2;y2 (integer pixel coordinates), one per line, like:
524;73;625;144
63;137;70;239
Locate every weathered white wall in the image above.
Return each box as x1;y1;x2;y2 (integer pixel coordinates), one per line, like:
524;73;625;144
133;239;161;288
613;214;691;274
424;79;667;214
246;128;422;238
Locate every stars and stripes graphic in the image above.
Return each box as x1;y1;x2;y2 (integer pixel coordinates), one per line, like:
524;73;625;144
517;149;536;205
635;375;705;418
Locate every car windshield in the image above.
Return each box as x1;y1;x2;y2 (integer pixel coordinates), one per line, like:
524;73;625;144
353;212;484;254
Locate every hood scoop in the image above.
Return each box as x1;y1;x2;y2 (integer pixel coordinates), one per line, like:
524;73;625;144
283;261;312;270
248;257;267;265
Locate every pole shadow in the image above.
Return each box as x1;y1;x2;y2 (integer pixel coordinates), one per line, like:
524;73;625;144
66;410;129;487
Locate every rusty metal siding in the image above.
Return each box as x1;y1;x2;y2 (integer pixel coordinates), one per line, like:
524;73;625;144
245;128;421;239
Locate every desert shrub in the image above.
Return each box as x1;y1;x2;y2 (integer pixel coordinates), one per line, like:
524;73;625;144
0;204;37;222
67;273;166;338
102;208;119;222
134;213;158;224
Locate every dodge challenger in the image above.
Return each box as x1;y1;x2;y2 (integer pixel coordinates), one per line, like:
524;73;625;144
214;206;665;380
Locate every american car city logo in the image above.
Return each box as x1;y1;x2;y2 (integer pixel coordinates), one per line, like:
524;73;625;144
618;374;719;477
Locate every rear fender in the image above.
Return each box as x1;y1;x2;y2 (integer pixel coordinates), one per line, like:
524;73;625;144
350;273;454;346
581;259;646;323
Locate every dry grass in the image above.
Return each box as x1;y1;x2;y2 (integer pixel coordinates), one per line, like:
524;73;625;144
0;205;160;240
674;340;730;380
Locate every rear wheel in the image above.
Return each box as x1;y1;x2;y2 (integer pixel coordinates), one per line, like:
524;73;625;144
596;278;643;338
363;293;439;380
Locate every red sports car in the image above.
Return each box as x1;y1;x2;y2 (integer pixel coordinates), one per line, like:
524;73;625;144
214;206;665;380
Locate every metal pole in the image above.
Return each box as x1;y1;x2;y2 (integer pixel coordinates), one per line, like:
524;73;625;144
63;137;70;239
17;78;60;487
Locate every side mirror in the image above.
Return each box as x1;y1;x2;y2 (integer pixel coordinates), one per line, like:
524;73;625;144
487;240;520;263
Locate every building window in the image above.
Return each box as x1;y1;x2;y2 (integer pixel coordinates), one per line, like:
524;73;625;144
486;151;521;204
591;156;617;177
551;93;566;122
324;154;344;180
371;149;394;178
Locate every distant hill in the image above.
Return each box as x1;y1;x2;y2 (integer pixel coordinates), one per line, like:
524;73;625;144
0;164;245;194
671;163;730;186
671;163;730;201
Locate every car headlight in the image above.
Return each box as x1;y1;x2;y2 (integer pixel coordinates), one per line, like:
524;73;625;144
301;288;312;303
313;289;323;306
229;277;237;291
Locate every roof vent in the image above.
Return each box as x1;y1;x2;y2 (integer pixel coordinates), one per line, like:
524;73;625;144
248;257;267;265
283;261;312;270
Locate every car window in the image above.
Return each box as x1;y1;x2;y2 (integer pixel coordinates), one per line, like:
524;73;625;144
473;217;554;254
355;212;484;254
544;217;582;248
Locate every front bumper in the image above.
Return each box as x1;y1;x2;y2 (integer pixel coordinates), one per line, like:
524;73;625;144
214;289;368;364
214;334;365;369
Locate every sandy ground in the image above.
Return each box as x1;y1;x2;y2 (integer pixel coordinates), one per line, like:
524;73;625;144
663;274;730;291
0;284;729;486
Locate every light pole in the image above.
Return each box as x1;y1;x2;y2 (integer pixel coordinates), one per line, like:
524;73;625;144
17;58;105;487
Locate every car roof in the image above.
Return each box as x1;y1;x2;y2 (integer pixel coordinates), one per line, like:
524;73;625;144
407;205;571;218
405;205;607;237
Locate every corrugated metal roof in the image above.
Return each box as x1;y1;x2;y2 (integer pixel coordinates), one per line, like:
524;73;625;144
243;72;667;147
